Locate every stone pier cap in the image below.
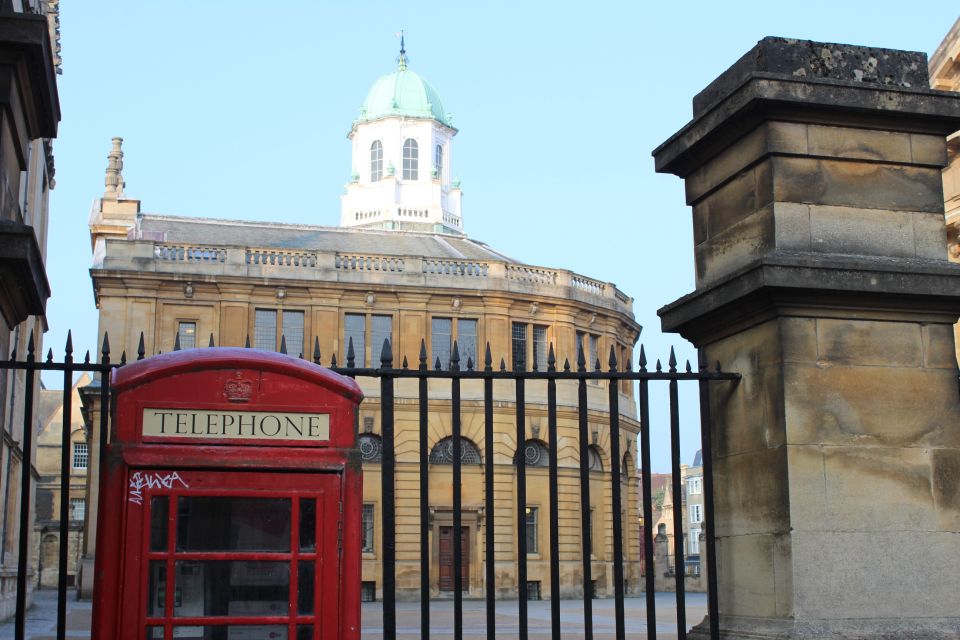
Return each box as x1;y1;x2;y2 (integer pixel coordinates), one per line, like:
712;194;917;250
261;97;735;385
653;37;960;177
651;37;960;345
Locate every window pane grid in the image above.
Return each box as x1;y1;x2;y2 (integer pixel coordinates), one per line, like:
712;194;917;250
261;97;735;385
70;498;85;522
432;317;452;370
177;322;196;350
282;311;304;356
402;139;418;180
344;314;366;367
73;442;88;469
525;507;538;554
512;322;527;371
435;144;443;179
362;504;375;553
254;309;277;351
533;325;548;370
370;140;383;182
458;319;477;368
371;315;392;365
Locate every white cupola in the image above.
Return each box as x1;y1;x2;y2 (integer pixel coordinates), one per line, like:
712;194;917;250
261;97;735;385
340;42;463;235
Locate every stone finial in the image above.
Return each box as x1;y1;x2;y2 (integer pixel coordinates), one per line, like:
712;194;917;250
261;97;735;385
104;137;125;200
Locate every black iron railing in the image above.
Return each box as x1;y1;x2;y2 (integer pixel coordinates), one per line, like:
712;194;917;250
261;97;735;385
7;331;738;640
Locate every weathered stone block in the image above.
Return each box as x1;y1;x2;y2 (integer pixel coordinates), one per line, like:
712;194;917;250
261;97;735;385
815;318;922;367
715;533;792;618
822;446;936;531
685;125;768;204
772;156;945;213
791;530;960;619
807;124;912;164
713;445;790;537
784;445;827;530
922;323;959;369
808;204;916;258
784;363;960;448
910;133;949;166
779;317;817;363
695;205;774;286
931;448;960;533
772;202;811;251
695;161;773;240
912;211;950;260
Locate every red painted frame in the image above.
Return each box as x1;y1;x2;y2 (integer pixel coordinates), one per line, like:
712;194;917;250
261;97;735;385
92;349;363;640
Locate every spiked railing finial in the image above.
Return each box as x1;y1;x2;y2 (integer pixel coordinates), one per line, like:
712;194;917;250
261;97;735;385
668;346;677;373
279;335;288;355
577;343;586;372
639;344;647;372
608;345;618;372
313;337;321;365
484;343;492;372
450;340;460;371
65;330;74;360
419;339;428;371
380;338;393;369
173;332;181;351
137;332;145;360
548;344;556;372
209;333;215;348
346;337;355;368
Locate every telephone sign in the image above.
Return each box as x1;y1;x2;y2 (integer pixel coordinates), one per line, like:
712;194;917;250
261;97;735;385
91;349;363;640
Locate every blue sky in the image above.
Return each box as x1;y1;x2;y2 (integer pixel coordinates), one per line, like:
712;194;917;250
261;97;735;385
43;2;958;470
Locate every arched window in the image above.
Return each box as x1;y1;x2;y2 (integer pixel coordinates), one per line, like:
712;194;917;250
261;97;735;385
402;138;418;180
358;434;382;463
514;439;549;467
435;144;443;180
588;445;604;471
429;436;481;465
370;140;383;182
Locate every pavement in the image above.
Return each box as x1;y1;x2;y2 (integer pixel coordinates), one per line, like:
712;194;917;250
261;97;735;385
0;589;706;639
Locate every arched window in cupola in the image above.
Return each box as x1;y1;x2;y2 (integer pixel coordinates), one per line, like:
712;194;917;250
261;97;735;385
370;140;383;182
402;138;419;180
434;144;443;180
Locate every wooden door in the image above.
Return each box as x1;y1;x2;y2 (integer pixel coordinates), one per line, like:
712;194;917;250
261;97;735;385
438;526;469;592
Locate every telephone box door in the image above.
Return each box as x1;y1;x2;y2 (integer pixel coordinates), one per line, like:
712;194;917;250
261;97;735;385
123;469;342;640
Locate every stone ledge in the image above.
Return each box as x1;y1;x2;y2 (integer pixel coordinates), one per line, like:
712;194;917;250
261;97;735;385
689;613;960;640
658;251;960;345
0;221;49;328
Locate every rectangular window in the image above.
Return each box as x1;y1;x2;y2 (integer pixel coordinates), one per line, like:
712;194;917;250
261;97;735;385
527;581;541;601
532;325;548;371
371;315;392;365
70;498;86;522
361;504;375;553
344;314;366;367
525;506;538;554
177;321;197;350
512;322;528;371
589;335;599;370
254;309;277;351
431;317;452;369
282;311;304;356
72;442;88;470
458;319;477;368
690;504;703;524
361;582;376;602
689;529;701;554
687;477;702;495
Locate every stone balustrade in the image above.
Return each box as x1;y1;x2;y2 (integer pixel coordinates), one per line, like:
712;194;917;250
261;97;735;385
104;239;633;313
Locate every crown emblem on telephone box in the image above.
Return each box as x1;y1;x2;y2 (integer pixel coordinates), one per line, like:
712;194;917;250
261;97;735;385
224;373;254;403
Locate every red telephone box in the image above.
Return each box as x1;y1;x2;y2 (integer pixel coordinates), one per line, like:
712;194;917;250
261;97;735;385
92;349;363;640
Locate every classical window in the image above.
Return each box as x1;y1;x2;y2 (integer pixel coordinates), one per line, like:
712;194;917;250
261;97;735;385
344;313;393;367
362;504;375;553
358;434;383;463
690;504;703;524
687;477;702;495
72;442;88;470
515;440;549;467
689;529;701;554
70;498;86;522
428;436;482;465
587;445;604;471
254;309;304;355
177;321;197;349
402;138;418;180
435;144;443;179
533;325;548;371
370;140;383;182
430;317;477;369
512;322;527;371
525;506;538;554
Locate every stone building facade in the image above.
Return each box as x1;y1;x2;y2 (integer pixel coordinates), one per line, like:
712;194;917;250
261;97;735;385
0;0;60;620
32;374;89;589
82;51;642;601
930;16;960;364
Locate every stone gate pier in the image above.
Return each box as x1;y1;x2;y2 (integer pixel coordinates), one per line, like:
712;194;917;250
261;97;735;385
654;38;960;639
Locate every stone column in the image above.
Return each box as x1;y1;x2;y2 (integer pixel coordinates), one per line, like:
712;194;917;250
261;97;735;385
654;38;960;639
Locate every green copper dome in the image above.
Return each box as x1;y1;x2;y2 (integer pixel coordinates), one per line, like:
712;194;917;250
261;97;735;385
356;56;453;128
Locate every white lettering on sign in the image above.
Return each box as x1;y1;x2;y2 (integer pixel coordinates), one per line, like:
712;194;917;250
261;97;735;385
142;409;330;443
128;471;189;505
